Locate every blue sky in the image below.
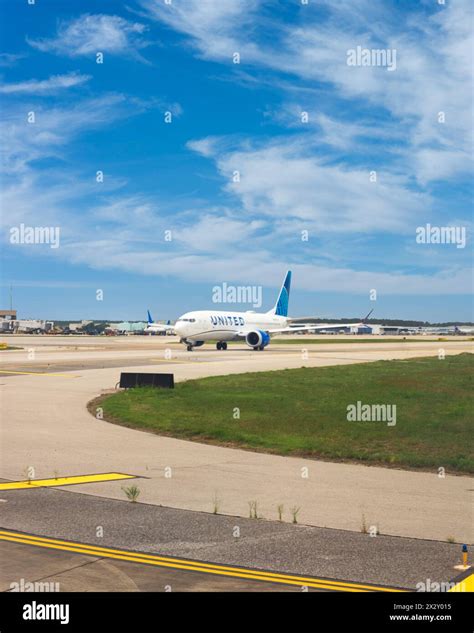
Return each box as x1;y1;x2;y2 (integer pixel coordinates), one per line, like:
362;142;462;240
0;0;472;321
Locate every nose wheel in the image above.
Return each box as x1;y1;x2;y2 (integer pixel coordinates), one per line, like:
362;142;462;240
216;341;228;350
186;344;193;351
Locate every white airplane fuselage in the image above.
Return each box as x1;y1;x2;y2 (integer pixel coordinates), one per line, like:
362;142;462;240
174;310;287;343
145;324;169;333
455;326;474;334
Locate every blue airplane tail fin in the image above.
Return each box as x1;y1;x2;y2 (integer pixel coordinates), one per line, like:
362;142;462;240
269;270;291;317
147;310;153;324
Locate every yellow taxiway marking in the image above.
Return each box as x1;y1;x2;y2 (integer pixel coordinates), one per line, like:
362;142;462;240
0;473;136;491
0;369;80;377
449;573;474;592
0;529;404;592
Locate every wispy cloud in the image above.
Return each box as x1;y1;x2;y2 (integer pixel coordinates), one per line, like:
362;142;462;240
57;238;473;297
0;93;155;175
145;0;473;185
0;52;27;67
272;109;404;153
174;213;266;252
27;13;150;62
139;0;260;60
188;136;430;234
0;71;91;95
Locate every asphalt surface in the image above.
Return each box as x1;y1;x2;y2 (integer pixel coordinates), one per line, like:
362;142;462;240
0;484;465;590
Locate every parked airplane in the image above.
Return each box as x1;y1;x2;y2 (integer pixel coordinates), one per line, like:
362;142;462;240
173;271;370;351
454;325;474;335
144;310;172;334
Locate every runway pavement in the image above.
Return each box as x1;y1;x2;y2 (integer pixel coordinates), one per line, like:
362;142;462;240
0;335;472;551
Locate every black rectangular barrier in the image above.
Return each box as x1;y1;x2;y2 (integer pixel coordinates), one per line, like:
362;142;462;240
119;372;174;389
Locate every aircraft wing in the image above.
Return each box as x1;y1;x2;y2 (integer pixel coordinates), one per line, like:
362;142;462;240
232;322;368;336
270;310;375;334
266;323;366;334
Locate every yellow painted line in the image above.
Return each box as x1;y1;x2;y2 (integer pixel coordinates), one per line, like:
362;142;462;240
449;573;474;592
0;530;403;592
0;369;80;377
0;473;136;491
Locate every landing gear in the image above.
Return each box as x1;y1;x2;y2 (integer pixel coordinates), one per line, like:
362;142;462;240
252;345;265;351
216;341;228;350
186;344;193;351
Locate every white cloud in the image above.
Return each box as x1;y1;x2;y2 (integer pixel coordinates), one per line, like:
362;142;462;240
0;52;27;67
2;160;469;297
174;213;265;252
186;137;217;158
146;0;473;184
189;136;429;234
27;14;150;61
0;93;153;175
0;72;91;95
139;0;258;60
57;237;473;297
271;109;404;153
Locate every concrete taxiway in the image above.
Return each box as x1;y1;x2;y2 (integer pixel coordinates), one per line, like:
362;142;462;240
1;334;472;549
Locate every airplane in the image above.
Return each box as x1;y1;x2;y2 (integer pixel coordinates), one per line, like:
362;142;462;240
173;271;373;351
454;325;474;335
144;310;172;334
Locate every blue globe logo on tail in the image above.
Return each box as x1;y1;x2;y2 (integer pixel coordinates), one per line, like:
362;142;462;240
275;271;291;317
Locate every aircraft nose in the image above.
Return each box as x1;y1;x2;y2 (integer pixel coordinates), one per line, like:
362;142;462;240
174;321;184;336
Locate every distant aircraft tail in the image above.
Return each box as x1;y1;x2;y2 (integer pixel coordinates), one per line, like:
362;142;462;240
361;309;374;324
268;270;291;317
147;310;153;324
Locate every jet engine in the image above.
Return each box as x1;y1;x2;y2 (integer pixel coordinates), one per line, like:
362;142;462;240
245;330;270;349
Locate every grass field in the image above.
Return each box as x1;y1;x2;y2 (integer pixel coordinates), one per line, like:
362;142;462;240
98;353;473;473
